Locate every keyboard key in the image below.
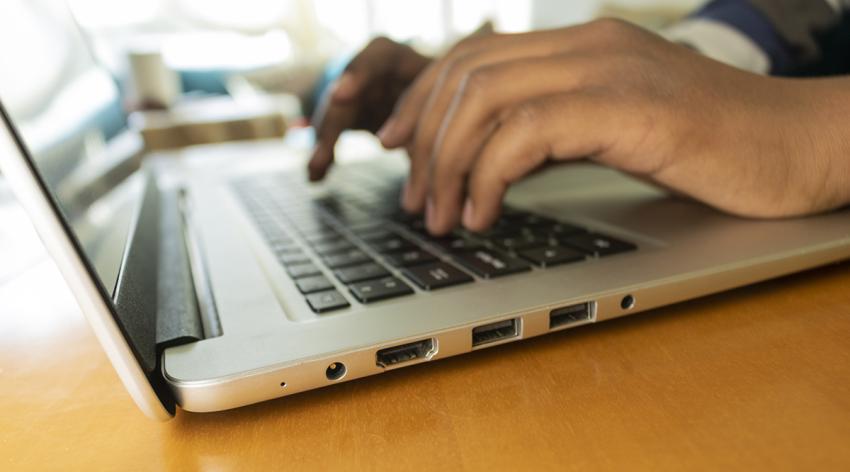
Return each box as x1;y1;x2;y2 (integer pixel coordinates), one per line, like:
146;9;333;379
294;221;336;236
403;218;430;235
472;227;518;241
311;239;356;255
270;242;301;254
452;249;531;278
370;236;415;254
349;276;414;303
383;249;437;267
429;236;483;253
323;249;372;269
295;275;335;294
519;246;586;267
402;262;474;290
303;231;341;245
501;212;556;227
540;222;586;237
262;230;292;243
305;290;350;313
334;262;390;284
355;228;395;242
491;232;549;251
559;233;637;256
328;204;371;223
389;211;420;224
277;251;310;266
287;262;321;279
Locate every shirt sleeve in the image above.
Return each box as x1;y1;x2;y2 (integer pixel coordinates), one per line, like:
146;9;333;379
662;0;845;75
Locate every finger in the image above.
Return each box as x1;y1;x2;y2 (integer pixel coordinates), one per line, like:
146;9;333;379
308;92;358;181
382;32;556;148
381;20;621;150
331;37;401;103
425;54;601;232
402;28;618;213
377;31;499;148
400;41;551;212
463;92;616;232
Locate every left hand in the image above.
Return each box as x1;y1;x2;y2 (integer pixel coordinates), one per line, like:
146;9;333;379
377;19;850;235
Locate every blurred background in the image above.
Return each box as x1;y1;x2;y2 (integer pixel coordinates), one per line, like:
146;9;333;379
1;0;702;134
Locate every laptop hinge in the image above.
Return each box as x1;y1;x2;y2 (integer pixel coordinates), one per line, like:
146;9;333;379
113;171;206;374
155;184;206;348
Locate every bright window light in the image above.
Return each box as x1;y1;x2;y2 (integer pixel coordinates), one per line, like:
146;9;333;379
313;0;371;47
177;0;289;30
494;0;532;33
451;0;492;34
372;0;445;45
67;0;162;28
0;0;71;117
163;30;294;70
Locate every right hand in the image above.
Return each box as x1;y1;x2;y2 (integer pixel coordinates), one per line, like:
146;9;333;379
308;37;430;181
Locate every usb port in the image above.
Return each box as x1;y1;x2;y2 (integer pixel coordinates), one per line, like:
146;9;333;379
549;302;594;329
376;338;437;368
472;318;519;347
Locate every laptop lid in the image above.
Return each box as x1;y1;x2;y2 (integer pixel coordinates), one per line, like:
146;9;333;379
0;0;174;420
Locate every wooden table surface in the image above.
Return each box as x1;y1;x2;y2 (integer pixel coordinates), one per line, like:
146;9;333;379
2;203;850;471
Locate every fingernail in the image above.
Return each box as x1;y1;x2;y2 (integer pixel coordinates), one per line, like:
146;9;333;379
425;198;437;232
377;117;396;145
462;199;475;228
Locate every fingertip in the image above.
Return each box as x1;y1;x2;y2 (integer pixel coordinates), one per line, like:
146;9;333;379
308;145;332;181
377;118;398;147
461;199;475;229
425;198;450;235
461;201;492;233
307;160;325;182
308;165;325;182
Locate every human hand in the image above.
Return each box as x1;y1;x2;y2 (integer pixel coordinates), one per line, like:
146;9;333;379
308;37;430;181
377;19;850;235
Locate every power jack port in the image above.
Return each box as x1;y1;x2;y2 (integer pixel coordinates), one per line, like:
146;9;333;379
326;362;347;381
621;294;635;310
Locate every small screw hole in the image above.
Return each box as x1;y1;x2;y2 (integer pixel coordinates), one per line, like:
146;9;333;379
279;381;287;388
621;294;635;310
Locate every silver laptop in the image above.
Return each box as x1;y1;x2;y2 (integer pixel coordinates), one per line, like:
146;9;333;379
2;2;849;421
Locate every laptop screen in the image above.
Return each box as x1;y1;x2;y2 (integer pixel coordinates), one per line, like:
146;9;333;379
0;0;133;295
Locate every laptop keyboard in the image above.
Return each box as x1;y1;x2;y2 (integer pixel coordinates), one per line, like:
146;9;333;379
232;169;637;314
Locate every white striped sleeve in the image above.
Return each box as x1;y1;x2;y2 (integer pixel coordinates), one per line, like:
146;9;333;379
661;19;771;74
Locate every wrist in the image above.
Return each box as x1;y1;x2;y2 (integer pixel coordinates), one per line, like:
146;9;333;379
787;79;850;213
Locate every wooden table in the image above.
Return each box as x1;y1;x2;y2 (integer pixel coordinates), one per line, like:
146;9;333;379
2;205;850;471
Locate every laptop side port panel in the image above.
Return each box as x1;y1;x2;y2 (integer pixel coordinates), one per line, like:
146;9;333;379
376;338;438;369
549;302;596;330
472;318;520;348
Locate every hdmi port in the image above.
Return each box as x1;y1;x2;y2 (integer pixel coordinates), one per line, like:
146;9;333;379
550;302;594;329
472;318;519;347
376;338;437;368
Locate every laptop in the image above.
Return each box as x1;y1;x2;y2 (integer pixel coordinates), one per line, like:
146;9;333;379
1;2;849;421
